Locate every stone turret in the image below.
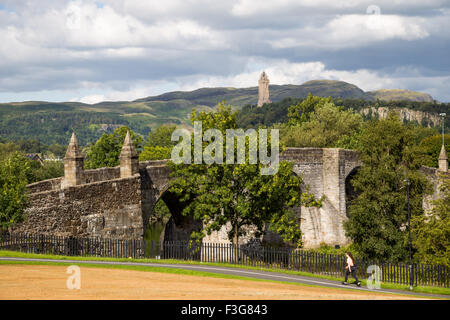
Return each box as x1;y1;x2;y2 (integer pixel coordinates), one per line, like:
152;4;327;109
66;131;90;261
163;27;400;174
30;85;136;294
438;144;448;172
62;133;84;188
120;131;139;178
257;71;271;107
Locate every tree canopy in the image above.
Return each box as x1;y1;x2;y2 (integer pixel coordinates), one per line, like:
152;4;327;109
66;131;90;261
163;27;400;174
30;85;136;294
344;112;431;262
84;126;142;169
139;125;177;161
411;173;450;266
0;152;31;230
168;102;321;246
280;94;363;149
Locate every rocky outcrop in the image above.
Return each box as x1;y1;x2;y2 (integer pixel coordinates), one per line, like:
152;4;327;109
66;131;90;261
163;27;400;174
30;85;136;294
359;107;441;127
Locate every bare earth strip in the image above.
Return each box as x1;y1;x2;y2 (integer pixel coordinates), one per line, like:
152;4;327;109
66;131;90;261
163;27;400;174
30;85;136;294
0;265;424;300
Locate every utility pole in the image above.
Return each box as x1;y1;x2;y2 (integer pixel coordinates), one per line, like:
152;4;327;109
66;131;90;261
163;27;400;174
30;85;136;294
406;178;413;290
439;113;446;145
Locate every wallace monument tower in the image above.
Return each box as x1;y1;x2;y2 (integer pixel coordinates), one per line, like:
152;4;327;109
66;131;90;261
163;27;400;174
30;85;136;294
257;71;271;107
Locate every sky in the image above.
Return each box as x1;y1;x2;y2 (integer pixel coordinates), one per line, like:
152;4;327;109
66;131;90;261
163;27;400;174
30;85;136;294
0;0;449;104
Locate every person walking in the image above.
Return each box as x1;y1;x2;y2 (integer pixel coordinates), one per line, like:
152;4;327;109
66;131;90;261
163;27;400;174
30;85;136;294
342;252;361;287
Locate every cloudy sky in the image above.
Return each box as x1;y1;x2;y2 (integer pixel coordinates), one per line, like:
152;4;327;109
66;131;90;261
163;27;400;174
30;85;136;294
0;0;449;103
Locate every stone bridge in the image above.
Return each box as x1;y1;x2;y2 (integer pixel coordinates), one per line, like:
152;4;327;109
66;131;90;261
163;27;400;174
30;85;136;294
15;133;363;248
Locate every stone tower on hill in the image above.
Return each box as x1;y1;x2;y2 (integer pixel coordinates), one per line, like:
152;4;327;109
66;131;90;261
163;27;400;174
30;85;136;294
257;71;271;107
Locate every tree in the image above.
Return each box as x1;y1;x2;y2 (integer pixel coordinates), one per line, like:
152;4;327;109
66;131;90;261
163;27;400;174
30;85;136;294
28;160;64;183
0;152;31;230
281;94;363;149
287;93;333;125
84;126;142;169
168;102;321;246
411;173;450;266
139;125;177;161
46;144;66;159
0;142;19;161
344;112;431;262
418;134;450;168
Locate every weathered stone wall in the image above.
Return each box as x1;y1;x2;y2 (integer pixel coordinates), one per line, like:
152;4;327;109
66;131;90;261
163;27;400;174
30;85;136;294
26;166;121;194
27;177;63;194
20;146;445;249
280;148;361;248
196;148;361;248
15;175;144;239
20;148;362;247
83;167;120;184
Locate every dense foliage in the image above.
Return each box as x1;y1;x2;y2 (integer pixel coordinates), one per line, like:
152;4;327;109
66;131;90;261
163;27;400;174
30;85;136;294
0;109;132;146
0;141;64;184
84;126;143;169
139;125;177;161
418;134;450;168
168;103;321;246
411;174;450;266
236;98;300;129
280;94;364;149
0;153;31;230
236;96;449;131
344;112;432;262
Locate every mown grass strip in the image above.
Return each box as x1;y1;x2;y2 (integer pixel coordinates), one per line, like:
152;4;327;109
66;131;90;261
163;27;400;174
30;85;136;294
0;260;422;299
1;250;448;296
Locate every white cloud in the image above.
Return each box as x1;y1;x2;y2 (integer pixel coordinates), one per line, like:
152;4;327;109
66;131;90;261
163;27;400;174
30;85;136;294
231;0;448;16
8;1;225;50
270;14;429;49
0;0;449;102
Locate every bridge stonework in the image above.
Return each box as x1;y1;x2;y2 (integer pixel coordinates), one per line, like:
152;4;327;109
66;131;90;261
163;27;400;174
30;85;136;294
279;148;361;247
14;132;364;248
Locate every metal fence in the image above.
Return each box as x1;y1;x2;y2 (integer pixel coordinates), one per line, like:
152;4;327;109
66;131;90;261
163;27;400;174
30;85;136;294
0;232;448;288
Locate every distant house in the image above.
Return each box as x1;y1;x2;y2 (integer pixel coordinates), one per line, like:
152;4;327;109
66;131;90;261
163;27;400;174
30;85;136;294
24;153;44;165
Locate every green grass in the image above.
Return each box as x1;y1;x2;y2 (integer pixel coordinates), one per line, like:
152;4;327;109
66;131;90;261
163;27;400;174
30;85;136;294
0;259;424;299
1;250;448;297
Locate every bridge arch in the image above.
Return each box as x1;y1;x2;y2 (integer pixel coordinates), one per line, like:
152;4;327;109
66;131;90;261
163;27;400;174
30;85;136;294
140;169;202;243
344;166;361;217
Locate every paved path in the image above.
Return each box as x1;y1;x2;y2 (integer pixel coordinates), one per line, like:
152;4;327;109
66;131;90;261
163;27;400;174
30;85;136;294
0;256;448;299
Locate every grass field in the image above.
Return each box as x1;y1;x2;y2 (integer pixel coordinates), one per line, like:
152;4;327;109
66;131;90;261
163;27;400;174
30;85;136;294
0;261;430;300
1;250;448;297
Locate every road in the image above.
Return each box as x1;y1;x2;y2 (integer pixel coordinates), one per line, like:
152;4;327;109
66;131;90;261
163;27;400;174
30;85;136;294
0;256;448;299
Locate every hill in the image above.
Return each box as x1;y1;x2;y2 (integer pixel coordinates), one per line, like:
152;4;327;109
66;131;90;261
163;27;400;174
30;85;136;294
367;89;434;102
136;80;368;107
0;80;443;146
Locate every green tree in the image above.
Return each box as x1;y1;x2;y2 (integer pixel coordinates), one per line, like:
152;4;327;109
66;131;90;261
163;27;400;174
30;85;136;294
46;144;66;159
344;112;431;262
281;95;363;149
84;126;143;169
411;174;450;266
139;125;177;161
0;142;19;161
168;102;321;246
418;134;450;168
28;160;64;183
0;152;31;230
145;125;178;148
287;93;333;125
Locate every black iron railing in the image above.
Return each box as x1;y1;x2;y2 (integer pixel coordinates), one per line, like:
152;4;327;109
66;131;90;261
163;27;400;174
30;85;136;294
0;232;448;288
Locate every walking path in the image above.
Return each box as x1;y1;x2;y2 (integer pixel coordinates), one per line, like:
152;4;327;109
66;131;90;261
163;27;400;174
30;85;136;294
0;256;448;299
